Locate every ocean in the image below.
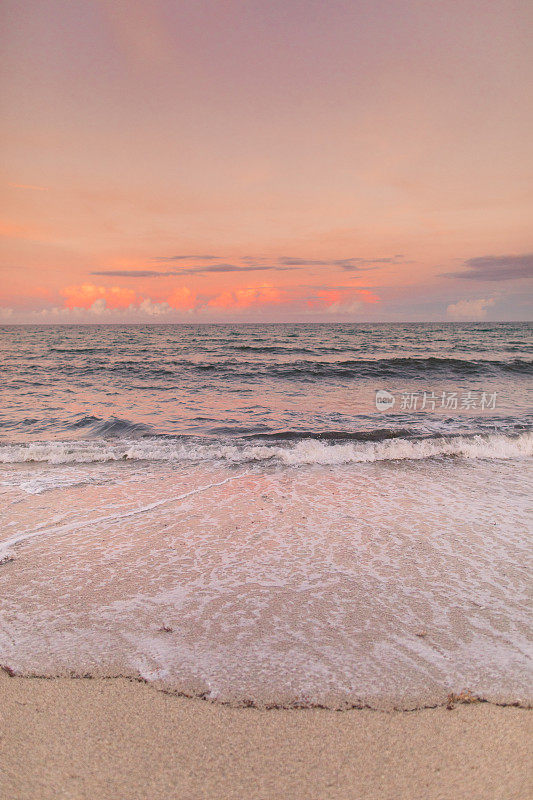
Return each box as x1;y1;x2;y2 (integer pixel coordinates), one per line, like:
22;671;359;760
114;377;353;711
0;322;531;708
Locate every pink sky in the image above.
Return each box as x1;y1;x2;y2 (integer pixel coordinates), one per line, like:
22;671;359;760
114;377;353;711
1;0;532;322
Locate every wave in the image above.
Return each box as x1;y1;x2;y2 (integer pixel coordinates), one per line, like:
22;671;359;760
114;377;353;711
49;347;112;354
1;432;531;466
63;415;156;437
231;345;319;354
5;356;531;381
256;357;533;379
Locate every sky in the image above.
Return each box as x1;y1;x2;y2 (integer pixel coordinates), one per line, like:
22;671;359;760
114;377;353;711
1;0;532;323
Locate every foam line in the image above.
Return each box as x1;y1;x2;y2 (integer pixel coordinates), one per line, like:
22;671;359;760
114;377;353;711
0;472;249;557
0;432;531;466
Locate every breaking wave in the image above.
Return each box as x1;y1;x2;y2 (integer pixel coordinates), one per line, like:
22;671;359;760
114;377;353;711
1;431;531;466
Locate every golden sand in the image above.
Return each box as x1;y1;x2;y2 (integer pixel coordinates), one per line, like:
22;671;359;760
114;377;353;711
1;671;531;800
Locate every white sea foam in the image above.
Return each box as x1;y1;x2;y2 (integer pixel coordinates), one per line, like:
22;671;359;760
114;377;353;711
0;432;531;466
0;472;249;557
0;459;531;708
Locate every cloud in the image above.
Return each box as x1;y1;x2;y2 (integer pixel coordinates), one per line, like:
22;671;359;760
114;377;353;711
61;283;138;310
279;256;403;271
138;298;171;315
166;286;197;310
443;253;533;281
91;264;298;278
194;264;296;274
0;307;14;318
59;282;291;314
446;297;495;320
88;298;108;315
134;253;405;274
49;279;381;320
306;287;380;311
41;297;173;319
338;264;378;272
90;254;404;280
39;299;172;319
208;285;284;310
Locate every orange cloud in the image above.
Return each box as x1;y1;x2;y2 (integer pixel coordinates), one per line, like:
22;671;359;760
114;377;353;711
166;286;197;310
208;285;284;310
57;281;377;316
61;283;137;310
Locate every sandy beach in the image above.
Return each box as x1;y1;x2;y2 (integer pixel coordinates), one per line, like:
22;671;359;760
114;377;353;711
1;671;531;800
2;0;532;793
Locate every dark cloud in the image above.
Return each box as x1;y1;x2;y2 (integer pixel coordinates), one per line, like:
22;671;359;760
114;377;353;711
92;254;403;278
279;258;332;266
91;264;299;278
299;284;376;291
339;263;379;272
442;254;533;281
190;264;297;274
279;256;402;271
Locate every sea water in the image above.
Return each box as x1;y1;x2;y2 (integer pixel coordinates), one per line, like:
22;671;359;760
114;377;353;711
0;323;531;708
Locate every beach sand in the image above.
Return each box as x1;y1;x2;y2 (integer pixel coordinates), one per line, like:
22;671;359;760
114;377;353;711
1;671;530;800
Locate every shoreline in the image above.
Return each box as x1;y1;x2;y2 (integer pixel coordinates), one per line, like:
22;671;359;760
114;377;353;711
1;671;531;800
1;665;531;712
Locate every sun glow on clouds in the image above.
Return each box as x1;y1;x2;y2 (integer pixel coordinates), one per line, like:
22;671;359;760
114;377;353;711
208;285;284;310
166;286;198;310
61;283;137;310
57;282;380;316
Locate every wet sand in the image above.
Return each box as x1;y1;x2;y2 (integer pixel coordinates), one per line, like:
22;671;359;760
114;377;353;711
1;671;531;800
1;463;531;710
